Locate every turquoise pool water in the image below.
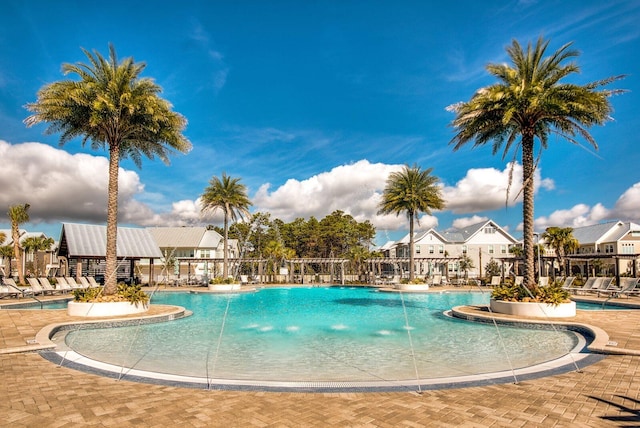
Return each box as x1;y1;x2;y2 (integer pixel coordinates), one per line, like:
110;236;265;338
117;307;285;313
62;288;581;383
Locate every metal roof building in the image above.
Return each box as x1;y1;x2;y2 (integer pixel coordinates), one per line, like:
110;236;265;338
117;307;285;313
58;223;162;259
57;223;162;283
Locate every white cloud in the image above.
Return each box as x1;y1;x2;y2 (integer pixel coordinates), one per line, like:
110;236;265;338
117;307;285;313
0;140;142;224
532;181;640;231
452;215;489;230
611;182;640;220
0;140;202;228
253;159;403;228
443;162;554;214
533;203;611;231
6;139;640;243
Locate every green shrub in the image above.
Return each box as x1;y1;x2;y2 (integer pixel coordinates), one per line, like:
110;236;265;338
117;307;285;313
209;277;236;285
117;284;149;307
73;287;103;302
491;282;571;305
73;283;149;306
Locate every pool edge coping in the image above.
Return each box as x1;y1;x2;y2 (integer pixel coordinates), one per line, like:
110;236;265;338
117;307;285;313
450;305;640;356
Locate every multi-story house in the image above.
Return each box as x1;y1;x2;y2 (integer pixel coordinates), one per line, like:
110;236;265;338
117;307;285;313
566;221;640;277
0;229;58;278
146;226;239;283
380;220;519;280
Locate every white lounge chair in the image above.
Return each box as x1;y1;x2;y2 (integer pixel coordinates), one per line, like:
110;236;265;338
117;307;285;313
538;277;549;287
78;277;92;288
87;277;101;288
55;277;73;292
27;277;50;295
560;277;576;290
0;283;20;298
567;277;598;294
489;276;502;287
3;278;33;297
66;277;85;289
514;276;524;286
586;277;614;296
602;277;640;298
429;274;443;286
39;277;64;294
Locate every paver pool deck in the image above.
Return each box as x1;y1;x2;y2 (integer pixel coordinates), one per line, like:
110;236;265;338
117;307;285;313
1;287;640;427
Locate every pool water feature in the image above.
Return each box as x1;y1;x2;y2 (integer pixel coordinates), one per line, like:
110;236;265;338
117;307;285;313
54;287;592;391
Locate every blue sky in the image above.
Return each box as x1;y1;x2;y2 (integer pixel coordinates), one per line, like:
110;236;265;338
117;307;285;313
0;0;638;246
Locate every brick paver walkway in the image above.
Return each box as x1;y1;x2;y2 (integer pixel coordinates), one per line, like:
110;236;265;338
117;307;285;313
1;291;640;427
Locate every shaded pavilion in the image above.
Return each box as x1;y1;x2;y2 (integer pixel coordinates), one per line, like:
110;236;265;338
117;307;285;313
57;223;163;284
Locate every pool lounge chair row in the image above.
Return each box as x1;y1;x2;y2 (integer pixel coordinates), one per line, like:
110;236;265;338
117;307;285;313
7;276;103;297
564;277;640;298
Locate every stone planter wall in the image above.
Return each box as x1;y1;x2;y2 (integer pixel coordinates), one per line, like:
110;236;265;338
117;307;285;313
68;301;149;317
208;283;241;291
395;283;430;291
490;298;576;318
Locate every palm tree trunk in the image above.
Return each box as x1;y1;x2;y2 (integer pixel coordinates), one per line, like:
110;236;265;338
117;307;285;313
522;135;536;289
12;227;23;285
409;212;415;281
104;145;120;295
223;210;229;279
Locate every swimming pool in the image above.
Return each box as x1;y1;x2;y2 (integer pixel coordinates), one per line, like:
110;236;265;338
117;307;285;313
49;287;596;391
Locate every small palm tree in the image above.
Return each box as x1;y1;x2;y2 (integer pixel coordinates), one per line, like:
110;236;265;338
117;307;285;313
449;37;624;290
25;45;191;295
8;204;30;285
201;173;252;279
377;165;445;281
458;254;474;281
263;240;295;282
347;245;371;281
0;232;8;278
541;227;579;277
22;235;55;277
0;245;13;279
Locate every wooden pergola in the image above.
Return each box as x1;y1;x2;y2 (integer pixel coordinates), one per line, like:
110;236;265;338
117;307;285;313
173;256;468;285
566;253;640;283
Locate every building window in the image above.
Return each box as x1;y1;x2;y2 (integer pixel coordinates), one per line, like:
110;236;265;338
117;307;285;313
416;245;421;254
484;227;496;234
622;243;634;254
604;244;614;254
438;245;444;254
462;245;467;254
488;245;494;254
429;245;434;254
501;245;507;254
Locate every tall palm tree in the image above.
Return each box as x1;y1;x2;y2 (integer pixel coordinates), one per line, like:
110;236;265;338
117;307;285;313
22;235;55;277
7;204;30;285
201;173;252;279
449;37;624;289
541;226;579;277
377;165;445;281
25;45;191;295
